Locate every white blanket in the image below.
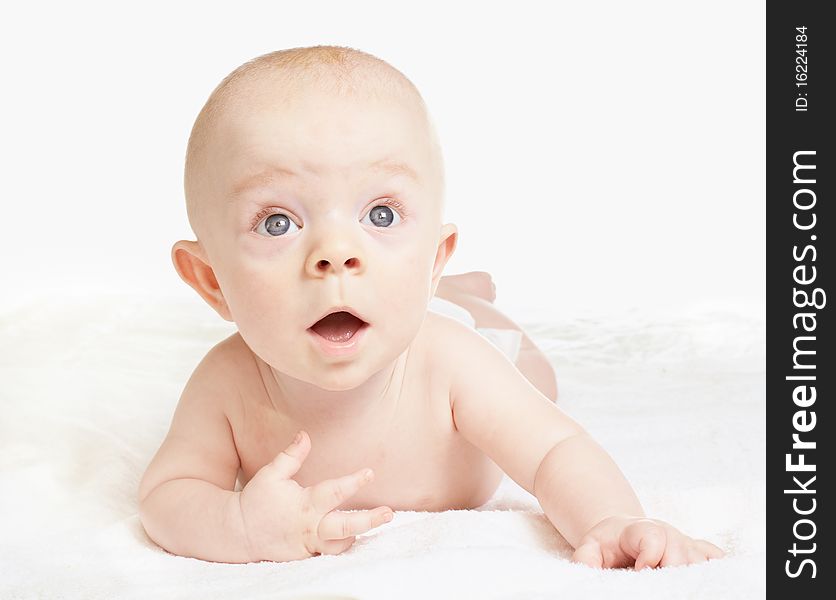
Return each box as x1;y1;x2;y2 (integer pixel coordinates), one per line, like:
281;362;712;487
0;291;765;599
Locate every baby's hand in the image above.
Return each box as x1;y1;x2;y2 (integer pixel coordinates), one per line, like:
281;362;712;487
237;431;393;562
571;516;724;570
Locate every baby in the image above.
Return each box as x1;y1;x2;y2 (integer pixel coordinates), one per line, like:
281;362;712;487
138;46;723;568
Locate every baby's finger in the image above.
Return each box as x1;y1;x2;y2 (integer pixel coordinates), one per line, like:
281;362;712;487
696;539;726;560
318;507;394;541
307;468;375;514
623;521;666;570
686;547;708;565
571;541;604;569
317;536;356;556
659;542;688;568
267;430;311;480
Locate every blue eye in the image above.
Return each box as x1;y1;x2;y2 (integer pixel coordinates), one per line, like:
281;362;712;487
254;212;300;237
362;204;402;228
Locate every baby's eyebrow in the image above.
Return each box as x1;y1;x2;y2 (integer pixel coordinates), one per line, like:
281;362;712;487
229;158;419;198
230;166;297;197
366;158;420;183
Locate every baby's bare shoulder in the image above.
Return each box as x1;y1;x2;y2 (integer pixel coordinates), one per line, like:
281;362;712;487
209;331;256;369
185;332;258;400
417;311;485;375
419;309;522;391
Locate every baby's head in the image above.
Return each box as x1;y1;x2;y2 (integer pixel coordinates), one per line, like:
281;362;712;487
173;46;457;391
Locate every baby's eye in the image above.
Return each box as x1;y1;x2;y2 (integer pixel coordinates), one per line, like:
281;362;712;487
361;203;402;228
254;212;300;237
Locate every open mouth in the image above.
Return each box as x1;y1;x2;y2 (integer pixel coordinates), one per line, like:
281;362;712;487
308;311;368;343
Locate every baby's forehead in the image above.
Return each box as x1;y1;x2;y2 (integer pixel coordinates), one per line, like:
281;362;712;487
217;71;421;148
229;72;425;136
218;82;433;172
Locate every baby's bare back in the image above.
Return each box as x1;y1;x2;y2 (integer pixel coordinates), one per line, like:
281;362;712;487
226;311;503;512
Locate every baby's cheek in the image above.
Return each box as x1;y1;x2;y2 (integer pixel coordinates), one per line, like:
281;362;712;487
384;284;431;346
221;275;267;324
234;312;301;374
222;268;299;343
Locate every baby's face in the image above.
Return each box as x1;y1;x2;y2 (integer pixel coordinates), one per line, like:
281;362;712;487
193;83;451;390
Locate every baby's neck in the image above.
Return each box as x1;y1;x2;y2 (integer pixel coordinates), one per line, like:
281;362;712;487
263;348;410;430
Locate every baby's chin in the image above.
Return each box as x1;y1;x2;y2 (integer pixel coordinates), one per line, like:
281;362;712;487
304;370;375;392
251;338;388;392
281;356;393;392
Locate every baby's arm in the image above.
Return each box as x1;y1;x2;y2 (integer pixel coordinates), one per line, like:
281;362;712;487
139;341;391;563
446;320;723;569
138;343;250;562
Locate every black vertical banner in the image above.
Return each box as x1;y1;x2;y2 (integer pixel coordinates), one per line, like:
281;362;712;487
767;2;834;597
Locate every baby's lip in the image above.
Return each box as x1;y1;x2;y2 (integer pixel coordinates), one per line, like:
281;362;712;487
307;306;369;329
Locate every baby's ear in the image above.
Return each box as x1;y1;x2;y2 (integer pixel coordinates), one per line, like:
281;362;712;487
171;240;233;322
430;223;458;291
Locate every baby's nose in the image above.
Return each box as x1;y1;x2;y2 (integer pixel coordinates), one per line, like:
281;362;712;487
305;219;366;277
306;247;364;277
313;256;361;274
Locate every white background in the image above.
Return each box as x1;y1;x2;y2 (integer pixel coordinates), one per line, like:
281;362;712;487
0;1;764;318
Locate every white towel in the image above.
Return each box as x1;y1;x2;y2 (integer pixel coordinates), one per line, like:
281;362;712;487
0;291;765;599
